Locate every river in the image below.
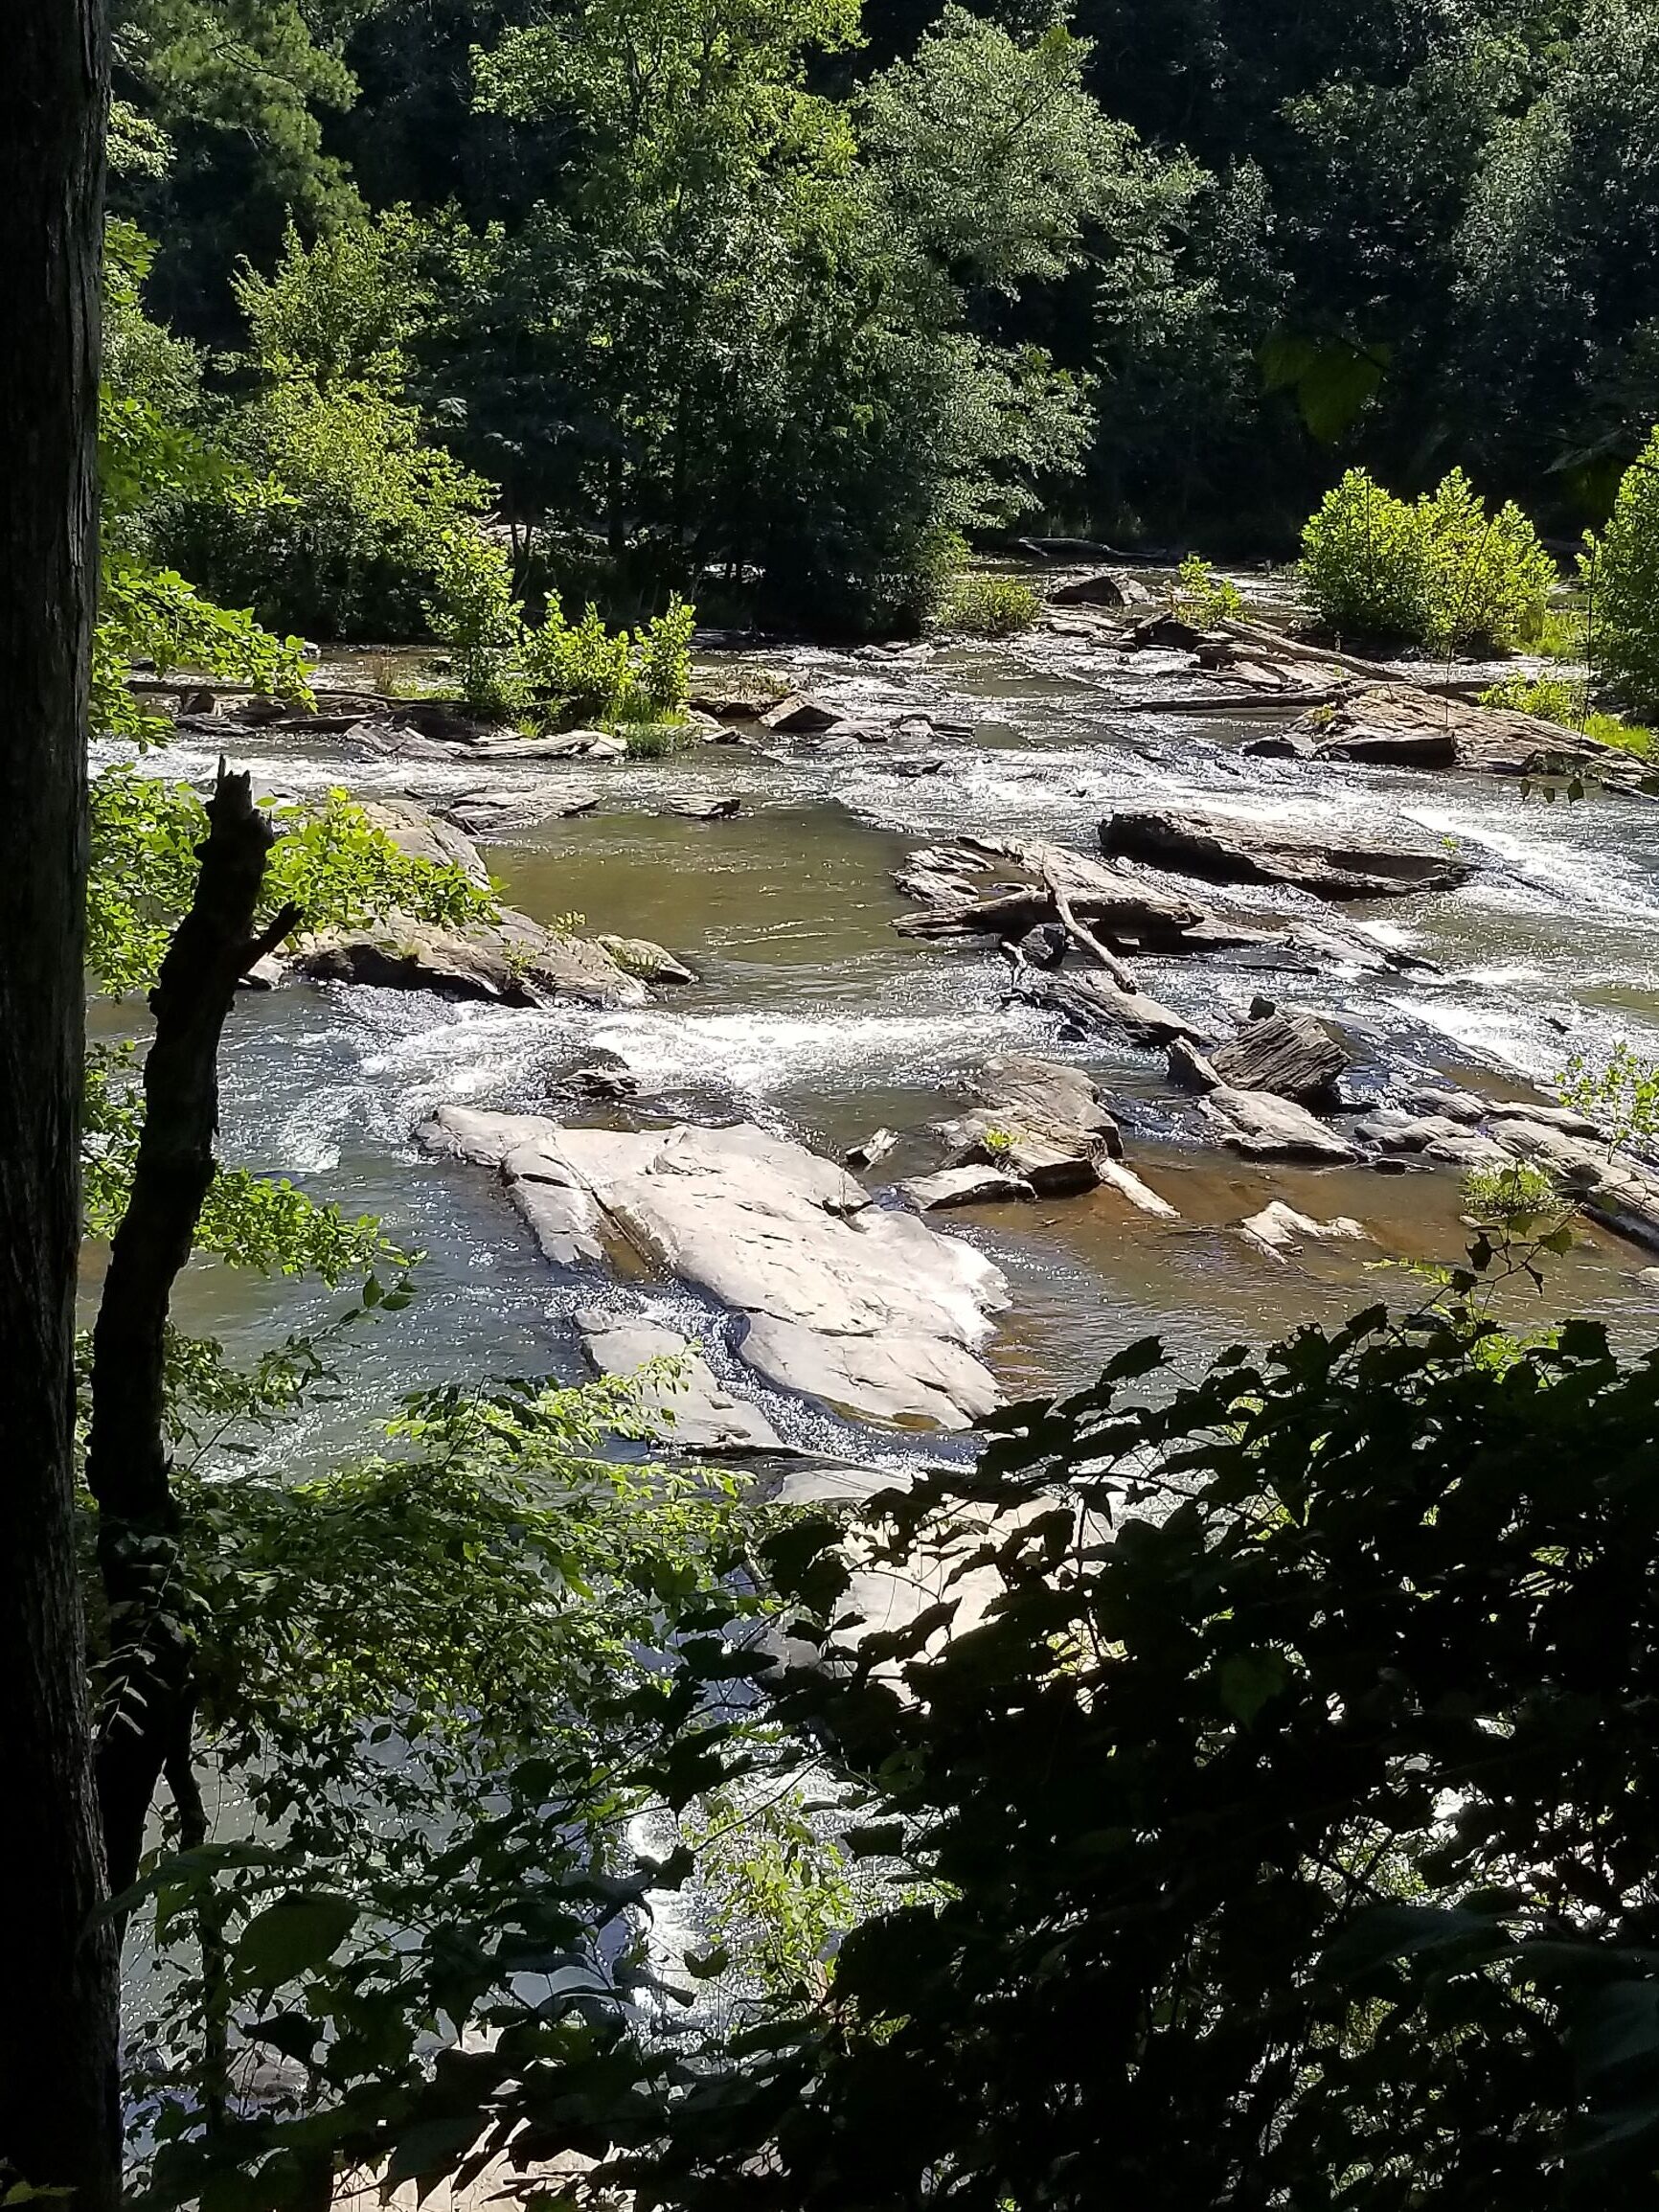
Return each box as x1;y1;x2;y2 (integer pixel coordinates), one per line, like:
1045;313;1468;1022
143;586;1659;1476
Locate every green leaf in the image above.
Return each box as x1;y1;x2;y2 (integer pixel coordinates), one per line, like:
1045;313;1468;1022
1216;1649;1289;1725
233;1893;359;1987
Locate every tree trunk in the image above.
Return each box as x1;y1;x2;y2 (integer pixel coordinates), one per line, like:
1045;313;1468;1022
0;2;120;2205
88;765;298;1896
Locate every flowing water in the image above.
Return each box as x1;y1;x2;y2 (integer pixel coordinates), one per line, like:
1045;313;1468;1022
140;602;1659;1471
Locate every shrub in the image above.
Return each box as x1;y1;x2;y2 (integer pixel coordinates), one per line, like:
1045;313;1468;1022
1300;467;1433;641
1478;673;1654;755
424;527;524;717
627;594;696;718
425;558;697;728
1418;467;1555;653
1585;424;1659;710
1300;466;1555;652
1170;552;1243;625
938;572;1040;635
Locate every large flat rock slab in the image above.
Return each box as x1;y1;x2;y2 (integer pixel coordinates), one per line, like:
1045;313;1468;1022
421;1110;1008;1428
1268;683;1642;782
1100;805;1472;900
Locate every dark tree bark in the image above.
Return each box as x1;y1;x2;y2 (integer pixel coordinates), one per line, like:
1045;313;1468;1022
88;765;298;1896
0;2;120;2205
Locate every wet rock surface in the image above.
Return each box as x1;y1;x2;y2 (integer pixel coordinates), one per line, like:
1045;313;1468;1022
420;1110;1009;1428
1100;805;1473;900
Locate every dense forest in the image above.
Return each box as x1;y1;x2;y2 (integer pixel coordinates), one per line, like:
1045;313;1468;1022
12;2;1659;2210
103;0;1659;632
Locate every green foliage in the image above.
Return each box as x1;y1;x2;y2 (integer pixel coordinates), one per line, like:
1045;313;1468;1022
1170;552;1242;624
1584;426;1659;711
1420;466;1557;654
424;535;696;724
1559;1042;1659;1150
1301;466;1555;650
1478;672;1656;755
936;572;1041;636
86;771;492;1000
167;218;492;640
625;1309;1659;2208
126;1378;786;2208
1300;466;1434;640
423;526;525;718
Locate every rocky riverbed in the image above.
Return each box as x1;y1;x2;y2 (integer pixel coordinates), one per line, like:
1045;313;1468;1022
125;572;1659;1481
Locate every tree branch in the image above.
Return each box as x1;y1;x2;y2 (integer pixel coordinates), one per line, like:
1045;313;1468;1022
89;761;301;1893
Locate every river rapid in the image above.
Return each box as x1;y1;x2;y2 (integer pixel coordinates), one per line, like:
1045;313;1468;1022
142;590;1659;1475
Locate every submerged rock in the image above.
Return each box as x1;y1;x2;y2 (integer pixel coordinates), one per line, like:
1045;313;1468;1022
1239;1201;1371;1258
669;795;741;820
420;1111;1009;1428
597;934;697;985
1100;806;1472;901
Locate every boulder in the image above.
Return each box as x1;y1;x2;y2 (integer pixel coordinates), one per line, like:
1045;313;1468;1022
1049;570;1151;609
354;797;489;885
420;1111;1009;1428
1209;1005;1350;1106
576;1311;785;1453
597;934;697;985
1099;806;1472;901
1167;1037;1221;1091
901;1164;1034;1210
941;1054;1123;1194
759;692;839;735
284;906;647;1010
1199;1085;1359;1161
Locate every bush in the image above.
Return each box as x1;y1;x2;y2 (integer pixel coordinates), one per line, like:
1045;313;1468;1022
1300;467;1433;641
424;529;525;717
637;1308;1659;2209
938;572;1040;635
1419;467;1556;654
1300;466;1555;652
1170;552;1243;625
1585;424;1659;710
423;546;696;727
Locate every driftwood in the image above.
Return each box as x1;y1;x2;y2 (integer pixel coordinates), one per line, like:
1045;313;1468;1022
87;764;302;1894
